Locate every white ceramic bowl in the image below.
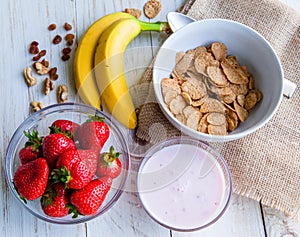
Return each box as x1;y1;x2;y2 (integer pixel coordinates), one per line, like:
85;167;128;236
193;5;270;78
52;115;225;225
153;19;283;142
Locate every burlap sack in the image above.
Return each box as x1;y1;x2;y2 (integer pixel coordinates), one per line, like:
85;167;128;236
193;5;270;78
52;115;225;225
135;0;300;217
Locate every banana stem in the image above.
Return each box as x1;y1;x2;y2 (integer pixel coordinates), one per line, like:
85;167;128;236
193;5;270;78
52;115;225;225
138;20;171;33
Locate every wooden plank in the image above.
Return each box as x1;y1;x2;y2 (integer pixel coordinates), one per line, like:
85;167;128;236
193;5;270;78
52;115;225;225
262;206;300;237
0;0;86;236
172;194;265;237
280;0;300;9
0;1;34;236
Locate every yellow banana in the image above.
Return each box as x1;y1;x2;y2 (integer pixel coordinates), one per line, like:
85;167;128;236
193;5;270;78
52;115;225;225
74;12;135;109
94;18;169;129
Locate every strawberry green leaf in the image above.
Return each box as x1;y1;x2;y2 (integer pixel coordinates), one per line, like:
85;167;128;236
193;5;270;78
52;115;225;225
50;166;71;188
86;114;105;123
66;204;80;218
103;146;121;164
49;125;73;139
23;130;43;151
41;185;58;207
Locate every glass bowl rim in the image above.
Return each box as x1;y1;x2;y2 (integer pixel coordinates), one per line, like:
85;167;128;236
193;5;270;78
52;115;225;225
5;102;131;224
136;136;232;232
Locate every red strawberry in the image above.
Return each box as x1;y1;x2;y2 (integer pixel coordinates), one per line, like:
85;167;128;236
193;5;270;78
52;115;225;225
75;115;110;151
19;130;43;164
42;133;76;168
69;177;112;216
41;183;70;217
13;158;49;201
52;149;94;189
78;149;98;176
96;146;122;179
19;146;41;165
50;119;80;139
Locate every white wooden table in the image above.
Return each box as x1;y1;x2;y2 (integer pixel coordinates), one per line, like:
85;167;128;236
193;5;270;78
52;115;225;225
0;0;299;236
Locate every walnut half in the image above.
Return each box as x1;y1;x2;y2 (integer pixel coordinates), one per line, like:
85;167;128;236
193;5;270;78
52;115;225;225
44;78;54;95
30;101;43;112
34;62;48;75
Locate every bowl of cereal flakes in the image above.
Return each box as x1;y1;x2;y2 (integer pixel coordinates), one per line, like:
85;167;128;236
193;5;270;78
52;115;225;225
153;17;284;142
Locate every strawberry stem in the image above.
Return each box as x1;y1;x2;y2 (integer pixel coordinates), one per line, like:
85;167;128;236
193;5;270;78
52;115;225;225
66;204;80;218
86;114;105;123
50;166;71;188
41;185;57;207
49;125;73;139
24;130;43;151
103;146;121;163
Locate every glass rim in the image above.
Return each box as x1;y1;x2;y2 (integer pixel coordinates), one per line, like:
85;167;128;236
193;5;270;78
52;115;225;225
5;102;131;224
136;136;232;232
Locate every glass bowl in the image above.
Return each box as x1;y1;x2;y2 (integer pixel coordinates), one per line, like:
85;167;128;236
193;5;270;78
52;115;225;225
5;103;130;224
137;137;232;231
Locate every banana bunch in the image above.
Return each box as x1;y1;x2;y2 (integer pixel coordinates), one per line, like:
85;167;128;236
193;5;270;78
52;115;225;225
74;12;135;110
74;12;169;129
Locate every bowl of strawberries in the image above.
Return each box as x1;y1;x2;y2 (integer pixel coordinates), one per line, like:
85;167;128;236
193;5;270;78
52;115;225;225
5;103;130;224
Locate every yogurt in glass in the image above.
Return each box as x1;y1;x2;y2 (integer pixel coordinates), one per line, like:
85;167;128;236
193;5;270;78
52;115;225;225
137;137;232;231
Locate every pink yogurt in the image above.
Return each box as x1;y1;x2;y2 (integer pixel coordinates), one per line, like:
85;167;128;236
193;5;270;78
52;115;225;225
137;138;232;231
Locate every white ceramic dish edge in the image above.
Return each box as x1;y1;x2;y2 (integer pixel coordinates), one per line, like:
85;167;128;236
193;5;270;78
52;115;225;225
153;18;284;142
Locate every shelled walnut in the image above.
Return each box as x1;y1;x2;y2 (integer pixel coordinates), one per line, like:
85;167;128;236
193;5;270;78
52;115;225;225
34;62;48;75
44;78;54;95
30;101;43;112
